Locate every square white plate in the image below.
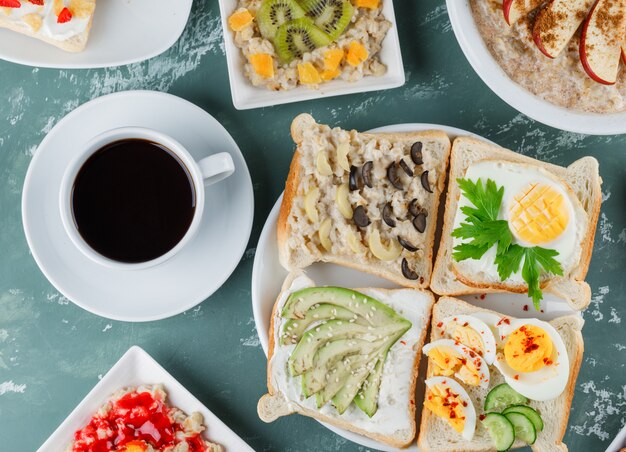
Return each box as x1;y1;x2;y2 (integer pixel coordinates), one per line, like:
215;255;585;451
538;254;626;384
38;346;254;452
217;0;405;110
0;0;192;69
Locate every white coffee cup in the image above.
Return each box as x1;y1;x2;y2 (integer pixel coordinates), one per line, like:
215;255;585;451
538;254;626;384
59;127;235;270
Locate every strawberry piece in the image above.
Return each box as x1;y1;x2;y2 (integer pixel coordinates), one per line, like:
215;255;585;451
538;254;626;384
57;7;72;23
29;0;43;4
0;0;21;7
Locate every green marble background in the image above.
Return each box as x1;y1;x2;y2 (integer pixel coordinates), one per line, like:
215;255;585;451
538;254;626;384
1;1;625;451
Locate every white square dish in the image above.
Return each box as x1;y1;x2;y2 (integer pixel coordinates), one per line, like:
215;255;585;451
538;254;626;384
38;346;254;452
217;0;405;110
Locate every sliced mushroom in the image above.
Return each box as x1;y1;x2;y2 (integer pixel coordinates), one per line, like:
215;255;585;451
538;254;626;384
304;188;319;223
413;212;427;233
336;142;351;172
347;229;365;254
353;205;370;228
362;161;374;188
316;151;333;176
387;162;403;190
399;159;413;177
319;218;332;252
398;236;418;252
402;258;419;280
411;142;423;165
335;183;353;219
382;202;396;228
349;165;364;191
421;170;433;193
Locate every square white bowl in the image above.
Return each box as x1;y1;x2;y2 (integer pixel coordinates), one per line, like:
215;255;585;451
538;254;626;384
218;0;405;110
38;346;254;452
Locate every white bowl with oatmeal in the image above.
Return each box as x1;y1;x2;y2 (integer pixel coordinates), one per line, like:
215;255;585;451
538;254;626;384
218;0;404;109
447;0;626;136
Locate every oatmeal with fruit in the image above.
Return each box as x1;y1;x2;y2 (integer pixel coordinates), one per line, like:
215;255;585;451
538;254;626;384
227;0;391;90
471;0;625;113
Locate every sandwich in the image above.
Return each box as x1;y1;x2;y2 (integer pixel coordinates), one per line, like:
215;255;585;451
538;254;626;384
257;272;435;447
0;0;96;52
278;114;451;289
431;136;602;311
418;296;584;451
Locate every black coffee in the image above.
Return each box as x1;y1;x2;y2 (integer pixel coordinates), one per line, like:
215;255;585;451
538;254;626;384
71;139;196;264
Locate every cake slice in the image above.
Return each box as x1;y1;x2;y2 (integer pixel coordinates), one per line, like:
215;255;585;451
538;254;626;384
278;114;451;289
257;272;435;448
0;0;96;52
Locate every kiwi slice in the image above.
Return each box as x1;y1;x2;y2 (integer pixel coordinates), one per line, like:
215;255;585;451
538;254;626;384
274;17;332;64
257;0;306;40
300;0;354;40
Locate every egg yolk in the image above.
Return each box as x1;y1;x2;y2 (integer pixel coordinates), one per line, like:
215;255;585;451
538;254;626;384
448;324;484;355
425;384;467;433
427;346;481;386
509;182;569;245
504;324;553;373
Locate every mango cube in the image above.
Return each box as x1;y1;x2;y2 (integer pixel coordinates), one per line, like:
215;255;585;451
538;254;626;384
249;53;275;79
228;8;253;32
323;49;344;71
298;62;322;84
346;41;368;66
354;0;380;9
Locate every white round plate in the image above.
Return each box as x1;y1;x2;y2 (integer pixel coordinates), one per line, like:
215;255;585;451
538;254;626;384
251;124;578;451
23;90;254;322
446;0;626;136
0;0;192;69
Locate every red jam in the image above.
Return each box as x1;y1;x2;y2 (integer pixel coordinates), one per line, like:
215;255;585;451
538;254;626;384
72;390;206;452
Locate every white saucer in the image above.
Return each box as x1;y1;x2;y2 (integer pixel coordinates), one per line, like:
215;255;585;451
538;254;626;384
0;0;192;69
251;124;578;451
23;90;254;322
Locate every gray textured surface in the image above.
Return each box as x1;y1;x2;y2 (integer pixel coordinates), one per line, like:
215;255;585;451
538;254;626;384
0;1;624;451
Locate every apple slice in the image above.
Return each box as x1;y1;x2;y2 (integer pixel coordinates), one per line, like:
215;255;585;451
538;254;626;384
533;0;596;58
503;0;543;25
580;0;626;85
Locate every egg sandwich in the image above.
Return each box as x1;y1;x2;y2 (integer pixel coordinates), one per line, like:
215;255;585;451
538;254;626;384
0;0;96;52
278;114;451;289
431;137;602;311
418;296;584;451
257;272;435;447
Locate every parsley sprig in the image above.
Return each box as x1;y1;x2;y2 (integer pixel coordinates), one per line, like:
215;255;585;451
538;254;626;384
452;178;563;309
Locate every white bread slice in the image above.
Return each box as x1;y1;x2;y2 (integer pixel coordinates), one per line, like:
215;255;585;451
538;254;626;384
257;272;435;448
417;296;584;452
430;137;602;311
278;114;452;289
0;2;95;53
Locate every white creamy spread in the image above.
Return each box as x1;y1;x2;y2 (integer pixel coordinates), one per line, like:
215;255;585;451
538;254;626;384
270;274;431;437
2;0;92;41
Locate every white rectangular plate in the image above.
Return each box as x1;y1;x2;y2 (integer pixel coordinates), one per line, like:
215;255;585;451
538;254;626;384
218;0;405;109
0;0;192;69
38;346;254;452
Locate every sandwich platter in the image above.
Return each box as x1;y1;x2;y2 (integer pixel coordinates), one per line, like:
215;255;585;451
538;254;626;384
251;123;580;451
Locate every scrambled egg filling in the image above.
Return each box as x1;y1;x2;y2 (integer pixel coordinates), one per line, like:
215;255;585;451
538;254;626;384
427;346;481;386
504;324;553;372
425;384;466;433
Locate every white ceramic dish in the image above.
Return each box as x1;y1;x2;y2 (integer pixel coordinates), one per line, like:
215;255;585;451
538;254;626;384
446;0;626;136
217;0;405;110
22;90;254;322
38;346;254;452
251;124;579;451
0;0;192;69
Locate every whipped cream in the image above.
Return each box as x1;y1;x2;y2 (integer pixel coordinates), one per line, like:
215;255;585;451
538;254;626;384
2;0;92;41
270;274;432;437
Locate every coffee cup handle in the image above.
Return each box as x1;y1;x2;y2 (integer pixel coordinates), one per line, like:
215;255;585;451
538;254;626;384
197;152;235;186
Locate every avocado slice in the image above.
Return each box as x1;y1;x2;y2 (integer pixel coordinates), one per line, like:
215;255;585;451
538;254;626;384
314;354;371;408
331;357;377;414
288;320;407;376
281;287;406;326
354;357;384;417
301;338;381;397
280;303;364;345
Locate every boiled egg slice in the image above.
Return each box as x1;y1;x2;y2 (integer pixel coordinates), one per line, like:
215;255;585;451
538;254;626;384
493;318;569;401
424;376;476;441
439;315;497;365
423;339;490;388
471;311;507;348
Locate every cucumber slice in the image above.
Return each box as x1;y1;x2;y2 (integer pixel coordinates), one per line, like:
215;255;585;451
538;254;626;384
504;412;537;445
503;405;544;432
482;413;515;451
484;383;528;411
